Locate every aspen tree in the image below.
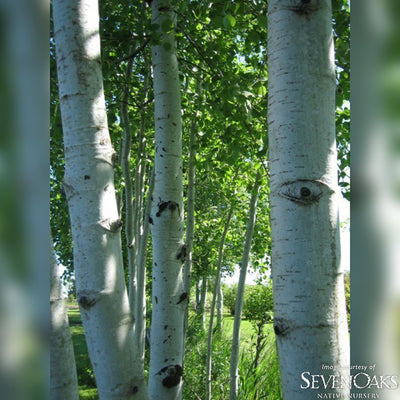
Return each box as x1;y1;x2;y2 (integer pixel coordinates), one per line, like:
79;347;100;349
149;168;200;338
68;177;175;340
53;0;147;398
50;239;79;400
229;171;261;400
148;1;185;399
267;1;349;398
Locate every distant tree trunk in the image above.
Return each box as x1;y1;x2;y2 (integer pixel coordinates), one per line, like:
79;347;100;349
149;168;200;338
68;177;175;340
195;281;201;310
53;0;147;398
148;1;185;399
135;166;154;367
206;205;234;400
267;1;349;398
229;171;261;400
50;239;79;400
120;48;137;322
132;95;149;308
183;123;196;298
253;322;264;370
197;276;208;330
216;281;223;331
182;119;196;356
122;52;150;324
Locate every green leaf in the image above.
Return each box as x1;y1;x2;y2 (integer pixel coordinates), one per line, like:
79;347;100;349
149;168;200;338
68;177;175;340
257;14;268;29
256;85;267;96
223;14;236;29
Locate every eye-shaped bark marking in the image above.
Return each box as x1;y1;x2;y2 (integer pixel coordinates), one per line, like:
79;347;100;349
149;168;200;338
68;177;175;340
155;200;180;217
273;319;291;337
98;218;123;232
78;294;97;310
278;179;333;205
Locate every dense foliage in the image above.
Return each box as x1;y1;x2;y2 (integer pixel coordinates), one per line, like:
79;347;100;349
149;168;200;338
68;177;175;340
51;0;349;281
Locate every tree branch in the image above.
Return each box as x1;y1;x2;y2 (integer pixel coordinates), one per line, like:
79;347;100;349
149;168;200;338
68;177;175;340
119;36;151;62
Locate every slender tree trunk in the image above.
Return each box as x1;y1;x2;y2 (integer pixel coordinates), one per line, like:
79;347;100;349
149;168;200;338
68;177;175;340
195;281;201;310
216;281;223;331
53;1;147;398
132;69;151;363
182;119;196;356
148;1;185;399
183;121;196;299
50;239;79;400
135;166;154;365
229;171;261;400
197;276;208;331
132;106;148;306
253;323;265;370
267;1;349;398
120;49;137;322
206;205;234;400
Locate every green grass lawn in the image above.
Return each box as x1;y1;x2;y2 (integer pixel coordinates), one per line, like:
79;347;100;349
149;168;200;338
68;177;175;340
67;303;280;399
67;302;99;399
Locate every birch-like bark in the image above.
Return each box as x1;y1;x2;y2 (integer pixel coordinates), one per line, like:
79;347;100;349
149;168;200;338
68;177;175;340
133;101;150;313
229;171;261;400
196;276;208;330
135;166;154;366
216;281;223;331
183;121;196;298
267;1;349;398
131;107;148;308
182;120;196;357
50;239;79;400
148;1;185;399
53;0;147;398
195;281;201;309
120;50;137;322
206;205;234;400
199;277;208;331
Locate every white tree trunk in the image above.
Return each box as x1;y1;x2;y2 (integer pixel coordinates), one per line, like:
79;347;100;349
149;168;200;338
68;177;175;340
131;108;148;311
197;277;208;331
206;205;234;400
229;171;261;400
183;121;196;300
50;239;79;400
53;1;147;398
148;1;185;399
195;281;201;308
267;1;349;399
216;280;223;331
120;50;138;323
182;120;196;357
136;167;154;366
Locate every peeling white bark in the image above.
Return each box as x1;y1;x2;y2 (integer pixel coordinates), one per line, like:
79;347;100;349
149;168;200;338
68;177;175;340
267;1;349;398
53;0;147;398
